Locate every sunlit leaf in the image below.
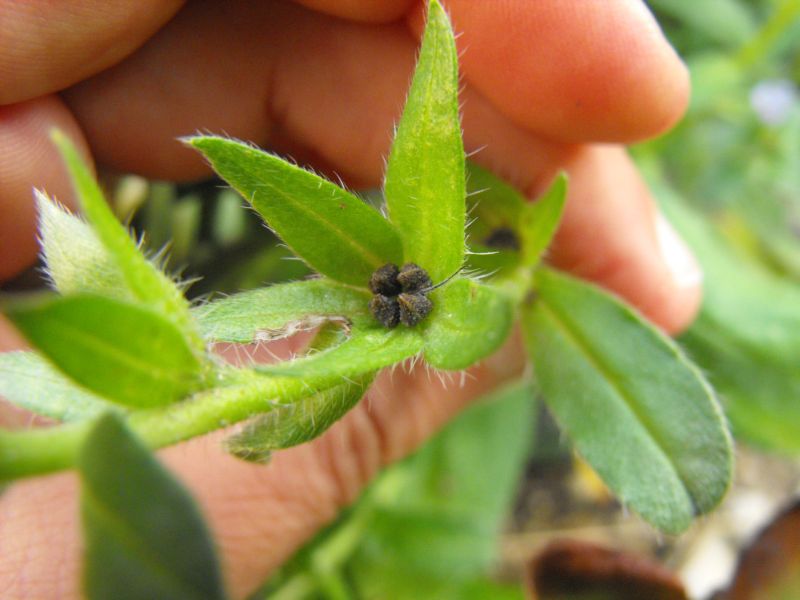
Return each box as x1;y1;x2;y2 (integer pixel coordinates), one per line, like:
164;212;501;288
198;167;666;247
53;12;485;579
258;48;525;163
80;414;225;600
194;279;371;343
384;0;464;281
36;192;132;302
51;130;201;349
187;136;403;287
257;326;423;382
422;279;514;370
524;269;733;533
0;351;116;422
5;294;205;408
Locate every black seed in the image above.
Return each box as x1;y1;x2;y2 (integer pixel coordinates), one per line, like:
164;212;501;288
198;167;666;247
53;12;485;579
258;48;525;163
369;294;400;328
397;263;432;293
369;263;401;296
398;293;433;327
484;226;520;251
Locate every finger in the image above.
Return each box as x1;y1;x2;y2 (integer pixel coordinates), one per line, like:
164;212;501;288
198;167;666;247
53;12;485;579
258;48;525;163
0;335;525;599
61;0;688;180
0;96;91;280
548;145;703;334
291;0;415;23
410;0;691;143
0;0;184;104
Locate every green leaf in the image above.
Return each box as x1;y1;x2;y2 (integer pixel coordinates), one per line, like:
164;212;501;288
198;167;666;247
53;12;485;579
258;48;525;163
194;279;372;343
422;279;514;370
226;373;373;462
464;165;566;276
5;294;205;408
186;136;403;287
521;173;568;267
0;351;116;422
384;0;464;281
80;414;225;600
523;269;733;533
50;131;201;349
257;326;423;381
36;191;133;302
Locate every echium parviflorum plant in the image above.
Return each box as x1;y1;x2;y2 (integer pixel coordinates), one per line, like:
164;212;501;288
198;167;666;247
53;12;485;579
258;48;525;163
0;1;732;597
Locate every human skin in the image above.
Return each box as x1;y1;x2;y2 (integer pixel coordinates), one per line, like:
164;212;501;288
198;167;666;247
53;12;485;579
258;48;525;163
0;1;702;597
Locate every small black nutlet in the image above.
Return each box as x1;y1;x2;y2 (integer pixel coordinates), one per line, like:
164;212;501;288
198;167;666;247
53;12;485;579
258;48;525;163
398;292;433;327
369;263;402;296
368;262;436;328
397;262;433;294
369;294;400;328
483;226;520;251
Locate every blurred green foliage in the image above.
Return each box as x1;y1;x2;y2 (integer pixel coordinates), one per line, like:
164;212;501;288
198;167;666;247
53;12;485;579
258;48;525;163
636;0;800;453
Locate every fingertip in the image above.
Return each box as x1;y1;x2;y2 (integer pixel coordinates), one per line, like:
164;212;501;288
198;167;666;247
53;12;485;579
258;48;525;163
549;145;702;335
441;0;691;143
0;96;91;280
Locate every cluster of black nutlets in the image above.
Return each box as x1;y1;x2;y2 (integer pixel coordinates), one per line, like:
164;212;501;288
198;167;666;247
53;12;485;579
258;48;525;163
369;262;433;328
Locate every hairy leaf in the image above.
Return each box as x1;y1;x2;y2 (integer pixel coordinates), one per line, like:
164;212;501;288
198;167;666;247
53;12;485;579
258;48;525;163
521;173;568;267
194;279;372;343
5;294;205;408
423;279;514;370
187;136;403;287
51;131;201;349
384;0;464;281
465;165;566;276
524;269;733;533
36;192;132;302
80;414;225;600
226;373;373;462
0;351;116;422
257;327;423;381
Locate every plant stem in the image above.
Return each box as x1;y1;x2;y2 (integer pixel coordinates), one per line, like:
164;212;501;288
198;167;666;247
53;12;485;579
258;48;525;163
0;369;338;481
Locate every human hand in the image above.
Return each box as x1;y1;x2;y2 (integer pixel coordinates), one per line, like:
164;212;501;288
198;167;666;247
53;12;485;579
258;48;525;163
0;1;701;597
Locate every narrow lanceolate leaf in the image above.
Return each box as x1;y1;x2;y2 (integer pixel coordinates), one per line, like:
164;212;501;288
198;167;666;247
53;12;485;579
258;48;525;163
257;326;423;382
50;131;201;350
226;373;373;462
423;279;514;370
187;136;403;287
36;191;133;302
521;173;567;267
80;414;225;600
384;0;464;281
5;294;205;408
0;351;116;422
523;269;732;534
194;279;372;343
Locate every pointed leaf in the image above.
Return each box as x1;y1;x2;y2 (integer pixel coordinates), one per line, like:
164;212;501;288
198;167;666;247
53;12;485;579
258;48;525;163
422;279;514;370
5;294;205;408
521;173;567;267
0;351;116;422
36;191;133;301
187;136;403;287
80;414;225;600
384;0;464;281
258;327;423;381
50;131;201;349
523;269;732;533
194;279;372;343
227;373;373;462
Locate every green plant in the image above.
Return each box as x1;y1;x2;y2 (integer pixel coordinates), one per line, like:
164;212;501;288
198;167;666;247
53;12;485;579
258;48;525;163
0;1;733;597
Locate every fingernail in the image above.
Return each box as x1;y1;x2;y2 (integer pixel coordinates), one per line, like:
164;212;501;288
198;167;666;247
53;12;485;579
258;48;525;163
655;213;703;288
